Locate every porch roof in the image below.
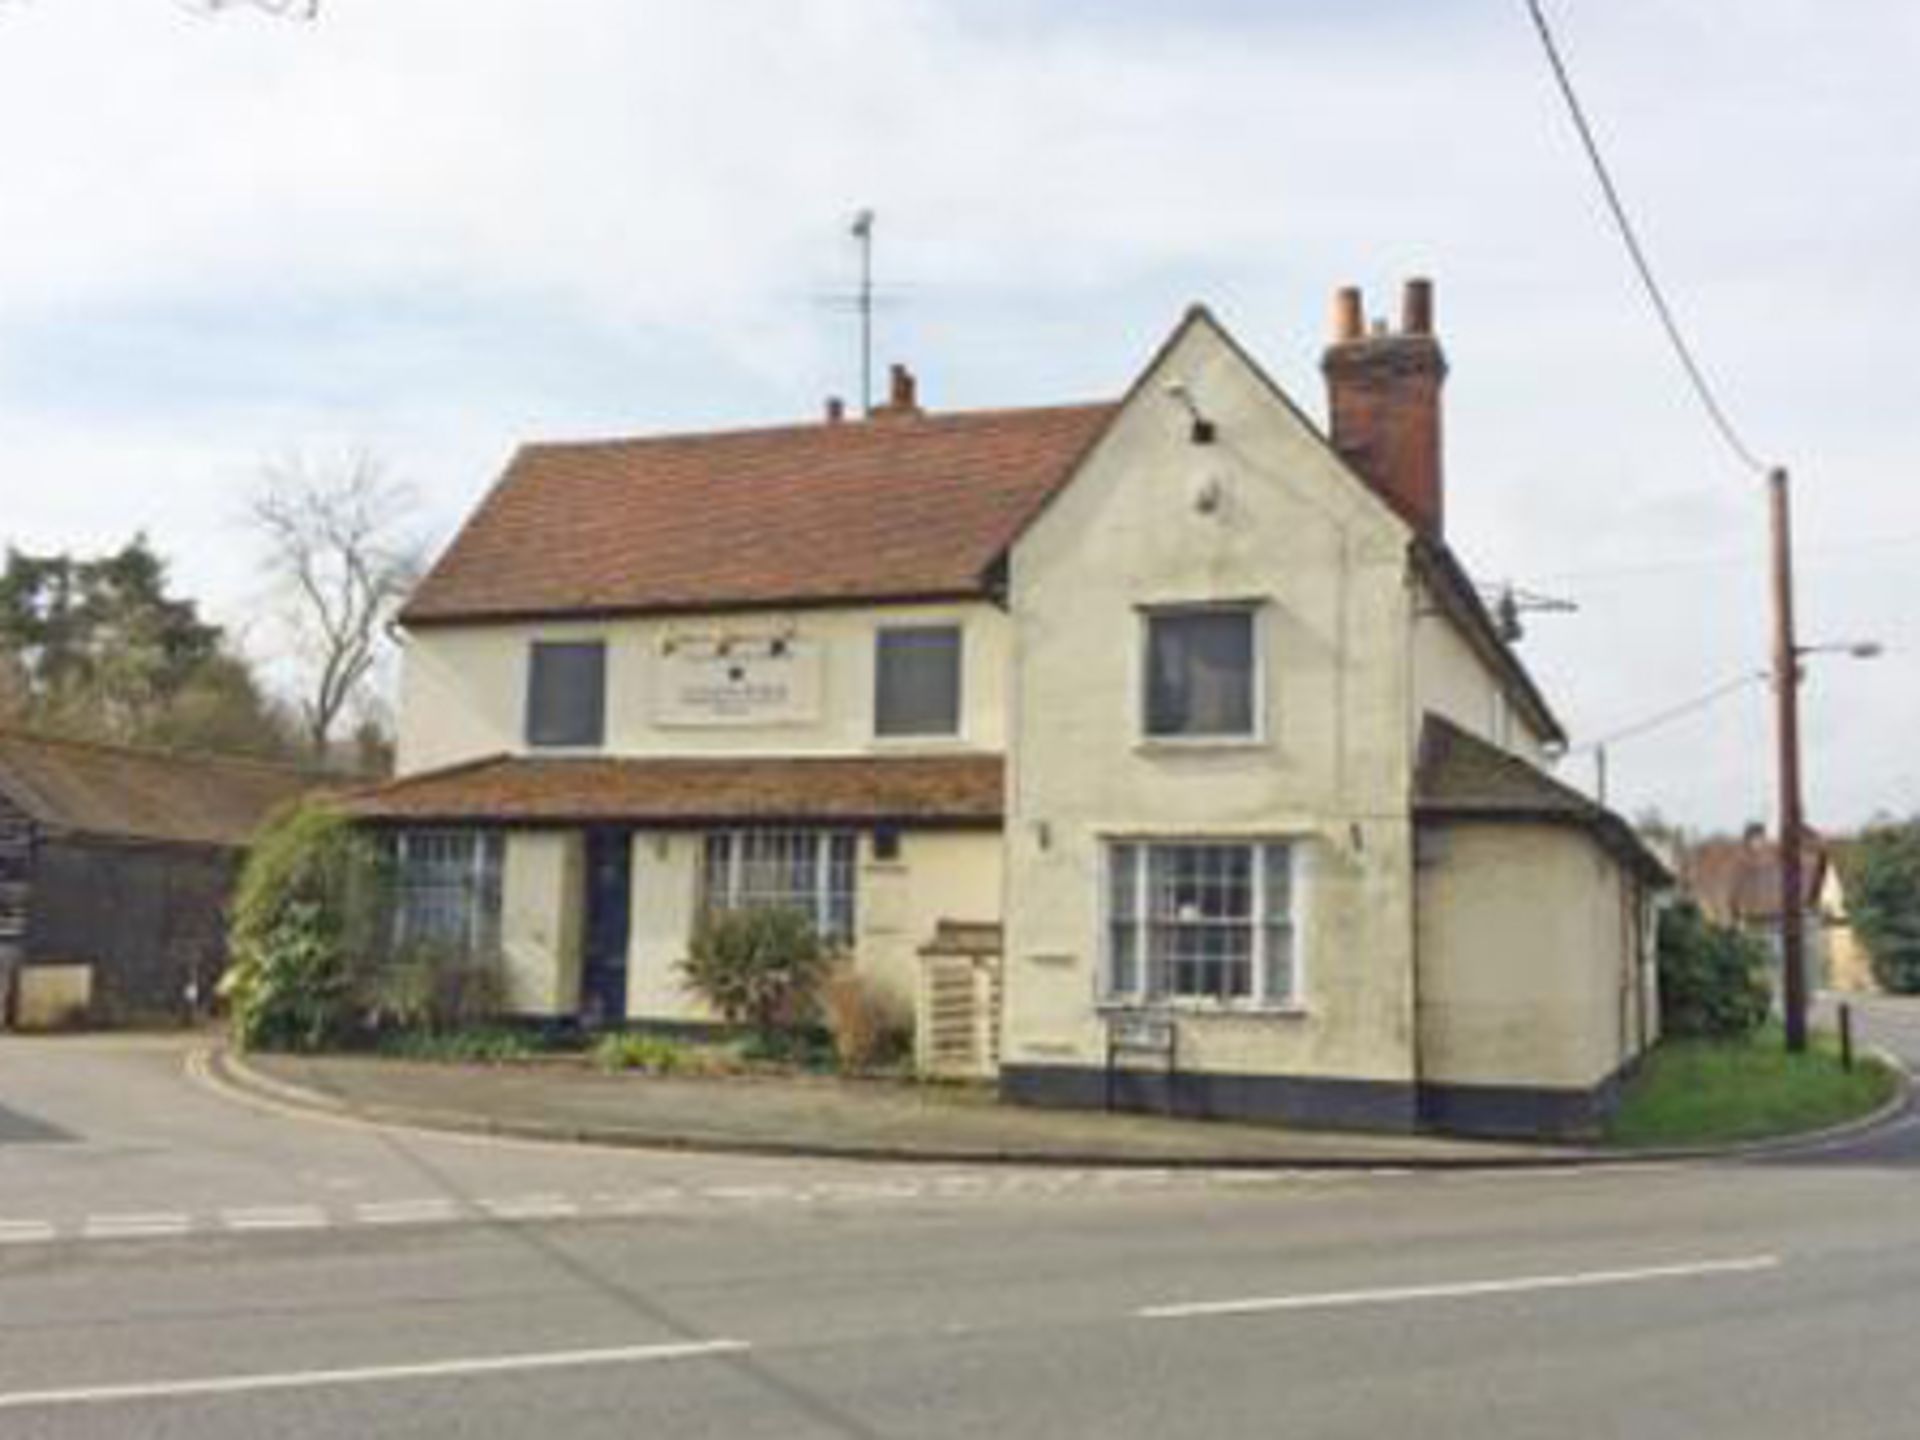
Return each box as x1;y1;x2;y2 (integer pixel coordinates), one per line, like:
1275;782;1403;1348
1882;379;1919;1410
345;752;1005;829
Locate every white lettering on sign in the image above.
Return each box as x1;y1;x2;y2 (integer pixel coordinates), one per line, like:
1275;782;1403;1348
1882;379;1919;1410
652;636;823;727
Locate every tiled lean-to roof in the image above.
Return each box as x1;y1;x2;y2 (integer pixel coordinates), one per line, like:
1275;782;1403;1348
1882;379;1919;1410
346;753;1005;828
0;728;319;849
1414;714;1671;884
400;404;1119;626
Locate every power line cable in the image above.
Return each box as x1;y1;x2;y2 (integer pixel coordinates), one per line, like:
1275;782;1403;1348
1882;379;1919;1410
1569;670;1768;754
1523;0;1772;477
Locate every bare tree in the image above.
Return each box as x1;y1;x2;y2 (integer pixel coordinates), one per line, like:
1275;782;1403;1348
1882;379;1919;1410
252;452;421;764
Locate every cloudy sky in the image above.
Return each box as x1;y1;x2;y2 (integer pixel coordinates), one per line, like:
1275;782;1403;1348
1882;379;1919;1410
0;0;1912;831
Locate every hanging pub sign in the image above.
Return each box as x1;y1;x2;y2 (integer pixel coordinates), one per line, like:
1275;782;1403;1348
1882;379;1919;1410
651;631;823;727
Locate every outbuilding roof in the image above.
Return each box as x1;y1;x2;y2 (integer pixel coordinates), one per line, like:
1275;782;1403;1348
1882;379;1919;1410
0;729;320;850
345;753;1004;829
1414;714;1670;884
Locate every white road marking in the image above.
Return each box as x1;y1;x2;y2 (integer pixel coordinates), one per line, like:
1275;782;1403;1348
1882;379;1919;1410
1138;1254;1783;1320
0;1338;751;1412
356;1199;460;1225
83;1213;191;1239
479;1195;579;1220
0;1221;57;1245
699;1184;795;1202
221;1206;329;1232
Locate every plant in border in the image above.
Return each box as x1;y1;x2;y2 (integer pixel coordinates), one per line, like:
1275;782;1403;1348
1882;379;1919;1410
1656;900;1771;1039
820;965;914;1074
679;906;833;1045
1845;818;1920;994
221;797;385;1051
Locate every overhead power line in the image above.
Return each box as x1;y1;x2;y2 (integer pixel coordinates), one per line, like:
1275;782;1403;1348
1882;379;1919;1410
1522;0;1771;477
1570;670;1768;755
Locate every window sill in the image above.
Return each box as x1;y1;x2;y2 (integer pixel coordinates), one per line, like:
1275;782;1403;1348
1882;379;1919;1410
1134;736;1267;755
1098;1000;1309;1019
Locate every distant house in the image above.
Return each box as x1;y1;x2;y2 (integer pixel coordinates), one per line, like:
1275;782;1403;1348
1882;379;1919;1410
351;281;1672;1139
0;730;318;1027
1682;825;1873;993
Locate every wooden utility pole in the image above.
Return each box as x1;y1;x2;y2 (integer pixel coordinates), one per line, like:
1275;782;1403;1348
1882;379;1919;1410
1770;466;1808;1054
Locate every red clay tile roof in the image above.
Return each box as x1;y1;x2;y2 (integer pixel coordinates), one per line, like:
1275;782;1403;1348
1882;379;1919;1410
401;405;1118;626
0;728;322;849
346;753;1005;827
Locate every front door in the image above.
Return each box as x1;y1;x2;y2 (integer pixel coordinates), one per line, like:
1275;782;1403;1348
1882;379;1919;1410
581;830;632;1026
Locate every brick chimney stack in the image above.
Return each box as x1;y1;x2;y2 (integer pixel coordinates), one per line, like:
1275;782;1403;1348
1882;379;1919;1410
1321;277;1447;536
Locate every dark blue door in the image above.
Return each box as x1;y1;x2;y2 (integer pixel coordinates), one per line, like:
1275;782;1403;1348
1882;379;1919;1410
581;830;631;1025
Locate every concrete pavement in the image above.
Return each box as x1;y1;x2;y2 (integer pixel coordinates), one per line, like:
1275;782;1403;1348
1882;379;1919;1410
2;1000;1919;1437
224;1044;1577;1167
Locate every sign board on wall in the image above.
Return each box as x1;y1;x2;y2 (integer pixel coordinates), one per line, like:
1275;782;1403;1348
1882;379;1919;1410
651;633;823;727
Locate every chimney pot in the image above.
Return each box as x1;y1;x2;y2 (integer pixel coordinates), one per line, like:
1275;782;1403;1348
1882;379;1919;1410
1332;286;1364;344
1402;277;1434;336
888;363;918;413
824;396;846;424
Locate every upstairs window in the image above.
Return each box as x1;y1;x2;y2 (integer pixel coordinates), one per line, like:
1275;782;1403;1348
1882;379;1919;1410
525;640;606;748
1143;607;1257;740
874;625;962;738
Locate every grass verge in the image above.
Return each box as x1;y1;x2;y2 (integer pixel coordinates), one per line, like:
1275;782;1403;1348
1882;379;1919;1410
1606;1024;1900;1147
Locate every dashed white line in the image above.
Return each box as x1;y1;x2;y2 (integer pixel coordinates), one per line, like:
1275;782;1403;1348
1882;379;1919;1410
83;1213;191;1239
479;1195;579;1221
221;1206;329;1233
0;1221;57;1245
355;1199;461;1226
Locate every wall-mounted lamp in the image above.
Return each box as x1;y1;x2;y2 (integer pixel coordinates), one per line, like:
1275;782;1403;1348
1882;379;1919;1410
1163;381;1216;445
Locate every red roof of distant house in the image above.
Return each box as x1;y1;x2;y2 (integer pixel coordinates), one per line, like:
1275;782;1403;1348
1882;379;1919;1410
400;404;1118;626
1683;831;1827;924
345;753;1004;828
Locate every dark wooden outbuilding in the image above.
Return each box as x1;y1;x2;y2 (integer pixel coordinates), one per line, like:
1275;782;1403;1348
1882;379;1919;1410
0;730;317;1026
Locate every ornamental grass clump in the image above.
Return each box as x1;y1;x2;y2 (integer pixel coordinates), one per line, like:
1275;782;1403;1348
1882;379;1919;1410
679;907;833;1045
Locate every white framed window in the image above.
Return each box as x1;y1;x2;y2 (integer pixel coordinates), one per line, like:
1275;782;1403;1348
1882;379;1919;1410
702;830;857;945
1104;839;1299;1006
1142;605;1259;740
874;625;963;738
392;829;505;958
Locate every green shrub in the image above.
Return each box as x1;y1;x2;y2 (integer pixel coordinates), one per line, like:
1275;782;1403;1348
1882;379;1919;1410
1846;820;1920;994
679;907;833;1042
1657;901;1771;1039
221;799;386;1052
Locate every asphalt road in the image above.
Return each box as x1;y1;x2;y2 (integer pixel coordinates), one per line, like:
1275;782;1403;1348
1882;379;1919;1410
2;1004;1918;1439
